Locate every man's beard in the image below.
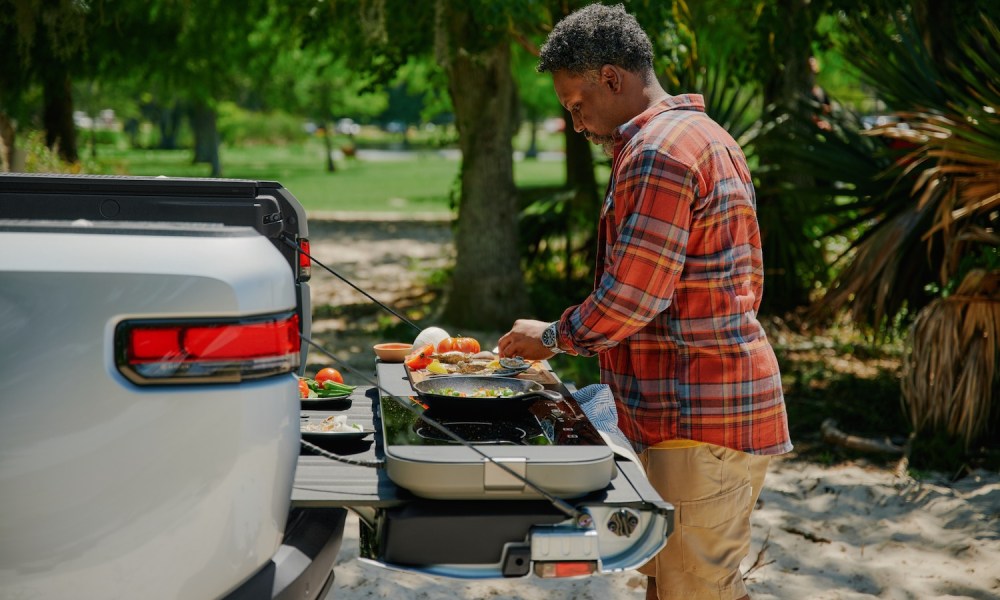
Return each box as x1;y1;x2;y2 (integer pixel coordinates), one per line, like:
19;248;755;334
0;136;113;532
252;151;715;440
584;131;616;157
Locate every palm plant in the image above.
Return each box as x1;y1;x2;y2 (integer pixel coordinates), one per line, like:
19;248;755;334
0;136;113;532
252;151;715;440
815;8;1000;447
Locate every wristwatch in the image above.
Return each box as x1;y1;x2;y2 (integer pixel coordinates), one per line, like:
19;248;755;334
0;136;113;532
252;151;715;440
541;321;564;354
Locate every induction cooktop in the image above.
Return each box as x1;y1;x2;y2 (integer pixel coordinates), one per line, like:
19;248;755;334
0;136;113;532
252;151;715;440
375;362;616;500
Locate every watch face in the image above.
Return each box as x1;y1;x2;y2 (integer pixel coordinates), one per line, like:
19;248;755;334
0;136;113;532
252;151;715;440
542;324;557;348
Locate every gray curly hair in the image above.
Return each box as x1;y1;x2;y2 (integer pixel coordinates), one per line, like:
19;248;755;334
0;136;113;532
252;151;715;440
537;3;654;75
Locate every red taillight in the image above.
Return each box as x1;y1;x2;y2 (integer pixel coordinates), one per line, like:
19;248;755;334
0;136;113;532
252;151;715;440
534;561;598;578
116;312;300;384
297;238;311;281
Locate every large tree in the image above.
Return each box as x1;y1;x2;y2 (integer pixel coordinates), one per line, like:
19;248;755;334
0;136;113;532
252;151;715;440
146;0;278;176
261;44;389;173
287;0;538;329
435;0;532;328
0;0;89;164
0;0;288;174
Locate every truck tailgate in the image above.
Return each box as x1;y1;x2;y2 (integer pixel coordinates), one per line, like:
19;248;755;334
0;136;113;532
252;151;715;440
293;366;673;580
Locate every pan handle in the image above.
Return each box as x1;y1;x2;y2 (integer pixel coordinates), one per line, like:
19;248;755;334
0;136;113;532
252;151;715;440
533;389;565;401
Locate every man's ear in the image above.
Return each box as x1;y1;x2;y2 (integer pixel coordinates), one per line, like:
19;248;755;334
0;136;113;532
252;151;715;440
600;65;622;94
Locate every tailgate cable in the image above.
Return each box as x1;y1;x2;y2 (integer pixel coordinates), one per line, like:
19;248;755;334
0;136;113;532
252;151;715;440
281;234;422;333
302;340;587;523
300;438;384;468
285;235;588;522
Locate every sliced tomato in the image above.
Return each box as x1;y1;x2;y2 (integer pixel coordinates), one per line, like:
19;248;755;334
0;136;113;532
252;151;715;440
298;378;310;398
405;343;435;370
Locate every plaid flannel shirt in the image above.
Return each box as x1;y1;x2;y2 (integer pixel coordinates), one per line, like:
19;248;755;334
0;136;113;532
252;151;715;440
557;95;792;456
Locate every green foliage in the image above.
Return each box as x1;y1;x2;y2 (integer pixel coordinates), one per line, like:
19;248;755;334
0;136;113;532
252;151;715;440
774;340;909;463
74;126;126;149
387;58;453;125
548;353;601;389
803;5;1000;337
512;41;561;122
216;102;308;146
82;142;566;213
20;130;95;173
908;431;996;477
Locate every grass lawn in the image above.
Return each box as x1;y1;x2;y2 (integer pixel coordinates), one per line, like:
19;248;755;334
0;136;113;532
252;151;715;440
92;141;576;214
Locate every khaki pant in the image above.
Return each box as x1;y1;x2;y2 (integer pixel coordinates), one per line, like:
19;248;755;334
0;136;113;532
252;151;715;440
638;441;770;600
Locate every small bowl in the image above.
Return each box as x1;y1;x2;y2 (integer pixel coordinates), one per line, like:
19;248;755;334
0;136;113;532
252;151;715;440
374;342;413;363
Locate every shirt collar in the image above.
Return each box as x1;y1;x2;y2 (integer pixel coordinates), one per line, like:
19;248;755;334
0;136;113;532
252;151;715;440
614;93;706;147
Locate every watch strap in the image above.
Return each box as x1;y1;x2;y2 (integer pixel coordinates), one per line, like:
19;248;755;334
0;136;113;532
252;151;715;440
543;321;564;354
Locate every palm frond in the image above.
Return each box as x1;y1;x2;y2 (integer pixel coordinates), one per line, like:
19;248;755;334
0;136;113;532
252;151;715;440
844;11;950;112
673;62;760;148
804;7;1000;335
902;269;1000;448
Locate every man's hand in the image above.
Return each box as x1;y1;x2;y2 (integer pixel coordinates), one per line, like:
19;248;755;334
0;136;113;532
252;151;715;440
497;319;555;360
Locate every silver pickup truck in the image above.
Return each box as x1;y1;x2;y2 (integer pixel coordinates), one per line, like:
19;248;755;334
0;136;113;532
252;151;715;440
0;173;672;599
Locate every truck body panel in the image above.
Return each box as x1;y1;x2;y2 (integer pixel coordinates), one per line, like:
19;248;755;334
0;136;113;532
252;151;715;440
0;221;301;599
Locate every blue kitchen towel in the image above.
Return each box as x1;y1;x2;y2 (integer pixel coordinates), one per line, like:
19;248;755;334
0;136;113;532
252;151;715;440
571;384;642;467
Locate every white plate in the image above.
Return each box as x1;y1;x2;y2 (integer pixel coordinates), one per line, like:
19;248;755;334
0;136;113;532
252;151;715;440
300;426;374;440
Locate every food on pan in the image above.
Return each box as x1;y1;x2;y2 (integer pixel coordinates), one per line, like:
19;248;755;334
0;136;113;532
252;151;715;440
426;359;449;375
433;386;517;398
408;351;529;376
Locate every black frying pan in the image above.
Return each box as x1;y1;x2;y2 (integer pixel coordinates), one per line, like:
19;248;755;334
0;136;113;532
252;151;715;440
412;375;563;411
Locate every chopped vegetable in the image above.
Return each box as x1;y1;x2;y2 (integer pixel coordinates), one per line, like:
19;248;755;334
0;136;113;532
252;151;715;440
404;344;435;370
299;377;356;398
433;386;516;398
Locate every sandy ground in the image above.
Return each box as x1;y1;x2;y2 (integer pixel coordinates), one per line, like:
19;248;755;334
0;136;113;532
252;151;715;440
307;215;1000;600
325;459;1000;600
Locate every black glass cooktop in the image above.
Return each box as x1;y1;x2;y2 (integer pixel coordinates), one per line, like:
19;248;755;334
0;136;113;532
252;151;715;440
378;394;606;447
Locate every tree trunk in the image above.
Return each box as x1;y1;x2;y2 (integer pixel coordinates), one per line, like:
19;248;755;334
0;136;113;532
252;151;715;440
0;112;14;172
90;111;98;160
563;106;600;282
563;106;598;202
190;101;221;177
42;68;78;164
437;0;530;330
158;103;181;150
323;121;336;172
525;109;538;159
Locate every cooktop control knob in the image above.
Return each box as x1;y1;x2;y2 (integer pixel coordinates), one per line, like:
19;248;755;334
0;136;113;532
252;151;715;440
606;508;640;537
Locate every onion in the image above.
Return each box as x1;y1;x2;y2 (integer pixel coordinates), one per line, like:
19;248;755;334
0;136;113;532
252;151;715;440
412;326;450;350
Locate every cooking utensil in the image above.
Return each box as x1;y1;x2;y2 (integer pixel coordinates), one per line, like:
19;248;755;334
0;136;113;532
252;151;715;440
411;375;562;411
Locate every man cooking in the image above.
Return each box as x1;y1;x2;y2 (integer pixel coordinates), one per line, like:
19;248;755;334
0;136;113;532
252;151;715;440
497;4;791;600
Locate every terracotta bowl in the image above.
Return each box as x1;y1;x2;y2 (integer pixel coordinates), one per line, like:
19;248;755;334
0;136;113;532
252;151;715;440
373;342;413;363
